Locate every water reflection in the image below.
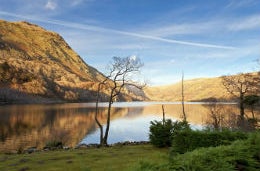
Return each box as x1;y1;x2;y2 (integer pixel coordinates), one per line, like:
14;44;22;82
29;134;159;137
0;102;259;152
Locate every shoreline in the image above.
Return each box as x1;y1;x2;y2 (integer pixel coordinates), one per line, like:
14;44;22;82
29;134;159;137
2;141;151;154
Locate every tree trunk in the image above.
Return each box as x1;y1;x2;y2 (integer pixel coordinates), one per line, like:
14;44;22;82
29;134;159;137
95;85;104;146
103;89;114;145
238;92;247;129
239;92;245;120
162;105;165;125
251;106;255;119
181;72;186;121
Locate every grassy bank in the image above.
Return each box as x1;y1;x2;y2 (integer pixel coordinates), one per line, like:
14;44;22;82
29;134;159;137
1;133;259;171
0;145;169;171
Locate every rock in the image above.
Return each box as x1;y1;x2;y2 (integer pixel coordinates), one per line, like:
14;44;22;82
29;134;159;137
75;143;100;149
63;146;71;150
25;147;38;154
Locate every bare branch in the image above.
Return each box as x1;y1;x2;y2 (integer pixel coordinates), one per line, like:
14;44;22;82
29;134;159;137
96;56;144;146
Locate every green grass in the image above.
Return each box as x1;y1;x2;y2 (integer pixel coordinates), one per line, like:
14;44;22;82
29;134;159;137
0;145;169;171
1;133;259;171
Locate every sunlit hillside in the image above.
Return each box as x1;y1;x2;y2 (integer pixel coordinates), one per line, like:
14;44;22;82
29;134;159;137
0;20;144;103
145;72;260;102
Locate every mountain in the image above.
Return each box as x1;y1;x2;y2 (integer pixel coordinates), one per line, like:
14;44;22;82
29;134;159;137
0;20;258;104
0;20;143;103
145;72;260;102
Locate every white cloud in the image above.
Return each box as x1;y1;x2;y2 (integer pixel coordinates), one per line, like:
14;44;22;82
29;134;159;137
228;14;260;31
139;13;260;38
45;0;57;10
142;21;220;37
226;0;257;9
71;0;83;6
0;10;235;50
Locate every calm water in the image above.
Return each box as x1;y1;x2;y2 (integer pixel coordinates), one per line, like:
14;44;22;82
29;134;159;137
0;102;257;152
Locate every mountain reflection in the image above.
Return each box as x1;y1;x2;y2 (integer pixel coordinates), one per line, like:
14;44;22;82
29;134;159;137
0;103;130;152
0;102;259;152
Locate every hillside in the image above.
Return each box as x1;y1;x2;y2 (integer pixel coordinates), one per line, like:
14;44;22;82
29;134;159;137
0;20;143;103
145;72;260;102
0;20;258;103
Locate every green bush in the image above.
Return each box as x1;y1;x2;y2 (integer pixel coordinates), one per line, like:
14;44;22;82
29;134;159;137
149;119;173;147
135;132;260;171
169;132;260;171
149;120;190;147
171;129;248;154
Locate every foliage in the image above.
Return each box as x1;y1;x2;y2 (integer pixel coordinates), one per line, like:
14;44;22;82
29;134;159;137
133;132;260;171
169;132;260;171
244;94;260;120
149;120;190;147
149;119;174;147
171;120;190;137
171;129;247;154
244;95;260;106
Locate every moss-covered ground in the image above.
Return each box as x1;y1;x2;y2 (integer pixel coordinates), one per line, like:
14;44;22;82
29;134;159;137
0;145;169;171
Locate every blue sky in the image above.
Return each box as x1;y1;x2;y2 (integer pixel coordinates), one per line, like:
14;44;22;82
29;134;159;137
0;0;259;85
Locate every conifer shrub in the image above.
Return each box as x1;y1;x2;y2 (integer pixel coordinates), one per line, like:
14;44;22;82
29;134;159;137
169;132;260;171
171;129;247;154
149;120;190;147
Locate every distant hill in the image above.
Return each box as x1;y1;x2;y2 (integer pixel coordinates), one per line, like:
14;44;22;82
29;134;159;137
0;20;143;103
144;72;260;102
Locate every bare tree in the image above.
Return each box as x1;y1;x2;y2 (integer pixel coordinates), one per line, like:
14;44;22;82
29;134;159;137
222;73;258;122
162;105;165;125
181;72;186;121
95;78;108;145
205;100;224;130
95;56;144;146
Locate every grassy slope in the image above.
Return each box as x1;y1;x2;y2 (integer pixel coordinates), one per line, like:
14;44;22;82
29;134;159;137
145;77;230;101
145;72;260;102
0;20;106;102
0;145;169;171
0;20;144;103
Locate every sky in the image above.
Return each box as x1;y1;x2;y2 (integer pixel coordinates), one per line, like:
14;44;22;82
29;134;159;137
0;0;259;85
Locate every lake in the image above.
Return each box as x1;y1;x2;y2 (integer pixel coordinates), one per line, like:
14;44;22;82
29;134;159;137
0;102;257;152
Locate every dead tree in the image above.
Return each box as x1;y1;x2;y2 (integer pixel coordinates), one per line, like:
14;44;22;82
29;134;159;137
162;105;165;125
181;72;187;121
95;56;144;146
206;100;224;130
95;77;109;145
222;73;258;122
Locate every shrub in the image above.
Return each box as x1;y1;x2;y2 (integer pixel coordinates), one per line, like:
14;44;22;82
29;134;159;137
169;132;260;170
149;119;173;147
171;129;248;154
149;120;190;147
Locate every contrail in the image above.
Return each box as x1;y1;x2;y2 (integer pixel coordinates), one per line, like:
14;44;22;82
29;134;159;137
0;11;236;50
